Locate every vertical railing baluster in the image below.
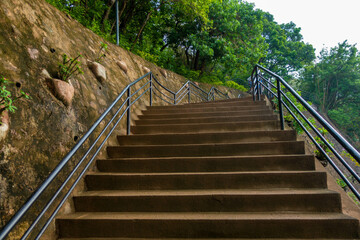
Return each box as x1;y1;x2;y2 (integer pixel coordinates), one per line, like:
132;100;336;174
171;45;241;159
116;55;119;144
252;67;256;101
126;87;131;135
116;0;119;45
174;93;176;105
276;77;284;130
149;74;153;106
188;84;191;103
257;68;261;101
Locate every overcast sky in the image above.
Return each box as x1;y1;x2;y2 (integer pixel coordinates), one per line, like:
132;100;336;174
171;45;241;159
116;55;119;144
249;0;360;56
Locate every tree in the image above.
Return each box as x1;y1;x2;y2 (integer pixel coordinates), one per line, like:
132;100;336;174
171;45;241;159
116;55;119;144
300;41;360;113
259;12;315;80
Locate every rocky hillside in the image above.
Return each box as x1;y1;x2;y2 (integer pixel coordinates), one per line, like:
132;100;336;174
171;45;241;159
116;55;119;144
0;0;243;227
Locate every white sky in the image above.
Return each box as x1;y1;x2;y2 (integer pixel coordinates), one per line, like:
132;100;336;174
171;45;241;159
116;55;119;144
249;0;360;56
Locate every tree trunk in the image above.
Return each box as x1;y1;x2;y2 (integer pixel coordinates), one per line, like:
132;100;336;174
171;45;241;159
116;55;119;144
160;43;169;52
119;0;135;32
193;50;200;70
185;46;190;66
101;0;116;30
110;0;128;35
130;10;153;50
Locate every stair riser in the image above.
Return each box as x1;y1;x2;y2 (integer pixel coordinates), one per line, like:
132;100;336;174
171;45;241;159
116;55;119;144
107;141;304;158
144;106;271;114
73;193;341;213
138;110;274;120
118;130;295;146
85;172;327;190
131;121;280;134
135;115;278;125
194;97;262;104
57;218;358;238
148;101;266;110
97;156;315;173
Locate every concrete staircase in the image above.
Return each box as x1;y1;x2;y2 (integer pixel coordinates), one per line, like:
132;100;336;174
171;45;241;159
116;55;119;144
56;97;359;239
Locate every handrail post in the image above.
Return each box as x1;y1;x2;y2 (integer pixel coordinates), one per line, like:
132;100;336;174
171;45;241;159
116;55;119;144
257;68;261;101
276;77;284;130
116;0;119;45
126;87;131;135
149;74;153;106
252;67;256;101
188;84;191;103
174;93;176;105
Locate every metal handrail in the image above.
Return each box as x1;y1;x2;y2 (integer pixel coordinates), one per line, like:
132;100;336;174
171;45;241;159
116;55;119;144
0;72;229;240
251;64;360;201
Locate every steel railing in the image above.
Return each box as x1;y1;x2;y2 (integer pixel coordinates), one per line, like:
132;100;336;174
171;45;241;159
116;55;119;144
0;72;229;240
251;64;360;202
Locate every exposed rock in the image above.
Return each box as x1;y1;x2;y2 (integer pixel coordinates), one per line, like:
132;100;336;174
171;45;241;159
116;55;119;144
27;48;39;60
116;60;128;74
88;61;107;83
0;0;244;233
142;66;150;74
40;68;51;79
160;68;167;78
0;111;10;141
48;79;75;106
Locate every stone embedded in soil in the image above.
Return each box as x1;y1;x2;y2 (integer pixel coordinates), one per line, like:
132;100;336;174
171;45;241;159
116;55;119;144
27;48;39;60
0;111;10;141
88;61;107;83
40;69;51;79
50;78;75;107
117;60;128;74
142;66;150;74
160;68;167;78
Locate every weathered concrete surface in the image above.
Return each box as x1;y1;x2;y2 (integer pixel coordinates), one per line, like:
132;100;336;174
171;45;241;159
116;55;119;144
0;0;243;234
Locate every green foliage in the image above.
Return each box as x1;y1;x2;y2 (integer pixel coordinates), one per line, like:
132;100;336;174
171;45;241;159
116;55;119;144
314;127;334;161
259;12;316;81
95;42;108;63
0;76;30;117
45;0;315;93
300;41;360;145
224;81;248;92
341;150;360;167
336;178;347;189
58;53;84;82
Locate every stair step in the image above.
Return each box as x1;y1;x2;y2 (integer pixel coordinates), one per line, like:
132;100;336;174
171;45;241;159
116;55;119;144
194;97;259;104
85;171;327;190
118;130;295;145
59;238;359;240
56;98;359;239
73;189;341;213
131;121;280;134
135;114;278;125
144;105;270;114
138;109;274;120
107;141;304;158
148;100;266;110
97;155;315;173
56;212;358;238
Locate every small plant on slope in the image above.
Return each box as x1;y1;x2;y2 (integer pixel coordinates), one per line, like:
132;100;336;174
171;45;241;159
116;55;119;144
94;42;108;63
0;76;30;117
58;53;84;82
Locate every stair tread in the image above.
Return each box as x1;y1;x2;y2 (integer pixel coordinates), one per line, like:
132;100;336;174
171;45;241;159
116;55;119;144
87;170;324;176
76;189;337;197
132;120;278;127
101;154;313;161
57;212;356;220
120;130;293;138
109;140;301;148
59;239;358;240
